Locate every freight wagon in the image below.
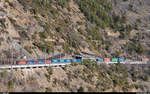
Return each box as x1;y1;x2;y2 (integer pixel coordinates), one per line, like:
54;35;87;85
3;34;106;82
72;59;82;62
64;59;72;63
96;58;104;63
15;56;147;66
45;60;51;63
38;60;45;63
16;61;27;65
142;58;149;63
27;60;35;64
111;58;118;62
118;58;126;62
142;58;149;62
104;58;111;62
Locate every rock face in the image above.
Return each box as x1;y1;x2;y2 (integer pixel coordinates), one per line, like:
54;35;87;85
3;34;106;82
0;0;149;60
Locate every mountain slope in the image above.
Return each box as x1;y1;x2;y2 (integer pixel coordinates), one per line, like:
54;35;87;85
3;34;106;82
0;0;150;60
0;62;150;92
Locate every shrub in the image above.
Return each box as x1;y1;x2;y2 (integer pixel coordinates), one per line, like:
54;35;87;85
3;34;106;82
1;20;6;28
64;18;70;24
71;62;78;66
47;67;53;75
136;19;141;23
18;31;28;39
75;0;113;29
56;27;61;32
77;21;83;25
24;46;32;54
122;85;129;91
129;4;133;11
131;72;138;82
88;86;95;92
1;70;7;78
77;28;83;34
39;31;48;39
141;74;148;81
45;87;52;92
8;80;14;89
78;86;84;92
57;0;70;8
63;42;71;54
134;23;139;30
33;41;54;54
134;84;139;89
136;43;145;54
29;76;36;83
121;15;127;23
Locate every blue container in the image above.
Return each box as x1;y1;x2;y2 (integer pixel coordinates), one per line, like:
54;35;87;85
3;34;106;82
56;60;60;63
70;59;73;62
118;58;126;62
27;60;35;64
96;58;104;62
53;59;64;63
72;59;76;62
51;60;54;63
59;59;64;63
64;59;70;63
64;59;71;62
38;60;44;63
64;59;67;63
76;59;82;62
52;60;58;63
71;59;82;62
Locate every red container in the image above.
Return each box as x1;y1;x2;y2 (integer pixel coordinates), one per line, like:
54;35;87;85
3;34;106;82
45;60;51;63
17;61;27;64
104;58;111;62
34;61;38;63
142;58;149;61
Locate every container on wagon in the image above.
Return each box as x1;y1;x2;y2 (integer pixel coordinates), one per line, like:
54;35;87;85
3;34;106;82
71;59;82;62
45;60;51;63
34;61;38;63
27;60;35;64
142;58;149;62
63;59;67;63
68;59;72;62
104;58;111;62
52;60;58;63
118;58;126;62
72;59;77;62
60;59;64;63
38;60;44;63
111;58;118;62
96;58;104;62
17;61;27;64
76;59;82;62
55;60;59;63
64;59;71;63
56;59;63;63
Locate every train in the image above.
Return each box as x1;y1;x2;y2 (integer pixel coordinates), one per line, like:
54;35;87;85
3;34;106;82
16;57;149;65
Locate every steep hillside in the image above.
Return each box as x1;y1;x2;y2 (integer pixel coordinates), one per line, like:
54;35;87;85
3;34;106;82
0;0;150;92
0;61;150;92
0;0;150;60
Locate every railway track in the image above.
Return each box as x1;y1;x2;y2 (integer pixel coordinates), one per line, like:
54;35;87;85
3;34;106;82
0;63;71;70
0;52;149;70
0;60;149;70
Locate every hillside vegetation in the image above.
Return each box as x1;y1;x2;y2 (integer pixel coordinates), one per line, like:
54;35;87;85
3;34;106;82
0;0;150;92
0;61;150;92
0;0;149;59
